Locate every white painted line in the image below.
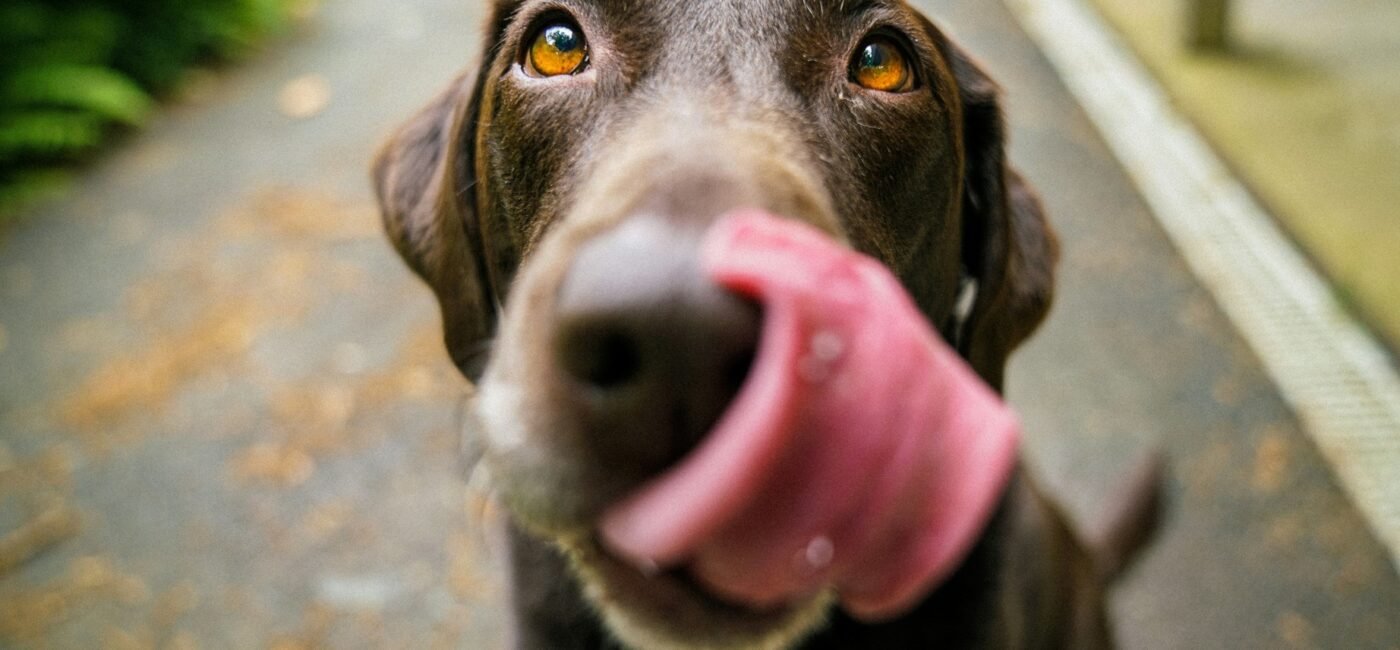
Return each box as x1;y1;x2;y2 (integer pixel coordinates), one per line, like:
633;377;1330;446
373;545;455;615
1008;0;1400;569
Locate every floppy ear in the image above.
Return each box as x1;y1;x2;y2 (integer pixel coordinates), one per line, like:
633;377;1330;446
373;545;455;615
943;39;1060;392
373;67;498;380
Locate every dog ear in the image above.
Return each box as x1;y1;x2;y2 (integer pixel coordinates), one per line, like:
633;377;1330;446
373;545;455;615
941;38;1060;392
373;67;497;381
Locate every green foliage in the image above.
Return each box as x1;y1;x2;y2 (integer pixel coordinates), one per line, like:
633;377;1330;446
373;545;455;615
0;0;293;220
4;65;154;126
0;111;106;160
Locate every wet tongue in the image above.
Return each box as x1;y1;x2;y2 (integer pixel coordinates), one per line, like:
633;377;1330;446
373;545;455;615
599;211;1019;621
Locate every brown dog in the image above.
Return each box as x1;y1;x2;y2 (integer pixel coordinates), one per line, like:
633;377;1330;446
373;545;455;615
373;1;1157;647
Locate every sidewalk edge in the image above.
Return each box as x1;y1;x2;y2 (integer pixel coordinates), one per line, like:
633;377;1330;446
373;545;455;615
1006;0;1400;570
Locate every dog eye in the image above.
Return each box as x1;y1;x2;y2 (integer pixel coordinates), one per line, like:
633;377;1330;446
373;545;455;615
527;22;588;77
851;37;914;93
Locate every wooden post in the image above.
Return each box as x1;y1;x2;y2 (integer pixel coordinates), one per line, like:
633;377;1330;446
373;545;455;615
1188;0;1231;51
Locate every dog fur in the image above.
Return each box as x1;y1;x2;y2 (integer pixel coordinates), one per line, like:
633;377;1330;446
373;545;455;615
373;1;1158;647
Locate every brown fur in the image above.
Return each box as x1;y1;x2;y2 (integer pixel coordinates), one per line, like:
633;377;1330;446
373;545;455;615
373;1;1158;647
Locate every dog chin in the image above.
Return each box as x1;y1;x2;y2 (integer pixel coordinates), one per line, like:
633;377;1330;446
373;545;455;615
555;534;834;650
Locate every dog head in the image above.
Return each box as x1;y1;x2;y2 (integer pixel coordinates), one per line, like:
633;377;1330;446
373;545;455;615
374;1;1057;647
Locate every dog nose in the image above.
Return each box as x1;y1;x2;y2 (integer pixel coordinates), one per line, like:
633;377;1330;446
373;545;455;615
554;218;760;475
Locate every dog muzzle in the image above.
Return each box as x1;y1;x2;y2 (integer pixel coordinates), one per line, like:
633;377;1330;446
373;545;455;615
599;210;1020;621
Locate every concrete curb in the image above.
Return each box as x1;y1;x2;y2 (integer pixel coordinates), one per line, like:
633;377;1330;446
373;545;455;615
1007;0;1400;570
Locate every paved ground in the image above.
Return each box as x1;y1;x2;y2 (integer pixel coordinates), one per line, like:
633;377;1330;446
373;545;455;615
0;0;1396;648
1087;0;1400;347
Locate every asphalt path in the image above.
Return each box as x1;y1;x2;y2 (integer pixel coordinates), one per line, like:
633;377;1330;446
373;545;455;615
0;0;1395;647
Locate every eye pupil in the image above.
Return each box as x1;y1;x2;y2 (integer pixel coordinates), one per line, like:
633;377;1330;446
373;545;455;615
861;44;888;69
853;38;911;92
545;25;579;53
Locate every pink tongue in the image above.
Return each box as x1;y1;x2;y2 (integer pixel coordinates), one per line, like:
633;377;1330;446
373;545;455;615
599;211;1019;621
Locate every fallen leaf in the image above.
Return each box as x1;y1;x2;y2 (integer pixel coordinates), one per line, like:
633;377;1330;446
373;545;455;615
1251;431;1290;494
278;75;332;120
231;443;317;487
0;504;81;575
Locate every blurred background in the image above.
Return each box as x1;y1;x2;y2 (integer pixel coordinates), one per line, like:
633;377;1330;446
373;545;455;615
0;0;302;218
0;0;1396;647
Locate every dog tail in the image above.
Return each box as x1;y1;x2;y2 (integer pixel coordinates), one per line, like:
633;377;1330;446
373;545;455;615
1085;450;1165;581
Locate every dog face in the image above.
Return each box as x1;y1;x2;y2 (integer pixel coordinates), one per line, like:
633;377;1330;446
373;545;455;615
374;1;1057;647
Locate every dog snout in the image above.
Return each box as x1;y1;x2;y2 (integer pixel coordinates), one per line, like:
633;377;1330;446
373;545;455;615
553;217;760;476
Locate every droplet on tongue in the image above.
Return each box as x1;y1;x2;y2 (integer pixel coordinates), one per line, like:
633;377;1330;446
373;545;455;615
810;331;845;362
803;537;835;571
797;330;846;383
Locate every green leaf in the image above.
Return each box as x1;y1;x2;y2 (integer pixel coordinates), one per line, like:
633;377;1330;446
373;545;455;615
204;0;292;60
3;65;152;126
0;111;105;161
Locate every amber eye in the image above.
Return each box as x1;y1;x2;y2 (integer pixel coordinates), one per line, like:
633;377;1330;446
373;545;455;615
851;38;913;92
527;22;588;77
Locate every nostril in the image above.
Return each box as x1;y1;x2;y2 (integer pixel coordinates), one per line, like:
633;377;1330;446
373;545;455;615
550;217;764;477
724;348;756;396
559;322;644;390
